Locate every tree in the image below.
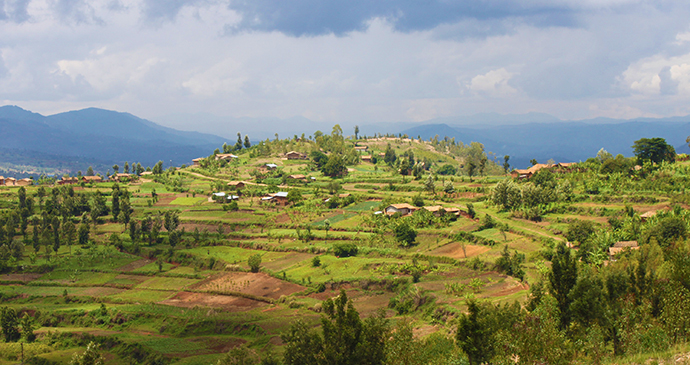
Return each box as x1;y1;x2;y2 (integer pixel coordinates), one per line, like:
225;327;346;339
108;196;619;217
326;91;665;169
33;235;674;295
354;125;359;140
437;164;456;175
70;341;105;365
1;307;20;342
322;155;347;177
248;254;262;273
503;155;510;173
164;210;180;232
244;135;251;149
424;175;435;194
112;164;119;174
235;132;243;151
311;151;329;169
530;159;538;166
549;242;578;329
456;300;496;365
20;312;36;342
86;166;94;176
287;190;303;205
565;220;595;246
384;143;396;165
124;161;130;173
111;187;120;221
152;161;164;175
78;223;90;246
282;289;389;365
632;137;676;164
394;221;417;247
466;160;477;181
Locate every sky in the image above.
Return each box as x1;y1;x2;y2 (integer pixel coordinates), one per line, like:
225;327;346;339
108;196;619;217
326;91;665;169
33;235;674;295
3;0;690;127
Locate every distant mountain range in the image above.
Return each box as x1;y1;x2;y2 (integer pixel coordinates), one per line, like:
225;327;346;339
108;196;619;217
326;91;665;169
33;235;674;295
3;105;690;175
399;117;690;169
0;106;227;176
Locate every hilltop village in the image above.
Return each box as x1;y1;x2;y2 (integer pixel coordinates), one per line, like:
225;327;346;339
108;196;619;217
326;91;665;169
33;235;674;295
0;130;689;364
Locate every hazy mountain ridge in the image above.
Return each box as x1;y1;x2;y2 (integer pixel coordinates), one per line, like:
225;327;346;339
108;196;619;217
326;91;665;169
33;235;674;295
401;120;690;168
0;106;230;175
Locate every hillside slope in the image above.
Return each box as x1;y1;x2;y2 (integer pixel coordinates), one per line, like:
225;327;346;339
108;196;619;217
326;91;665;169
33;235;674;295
0;106;228;174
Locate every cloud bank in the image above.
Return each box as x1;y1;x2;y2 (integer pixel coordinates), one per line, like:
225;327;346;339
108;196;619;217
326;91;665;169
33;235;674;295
1;0;690;126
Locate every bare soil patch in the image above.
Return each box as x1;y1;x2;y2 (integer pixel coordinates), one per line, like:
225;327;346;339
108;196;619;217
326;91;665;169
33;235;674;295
428;242;490;259
159;291;268;311
194;272;305;299
116;259;152;272
0;273;43;282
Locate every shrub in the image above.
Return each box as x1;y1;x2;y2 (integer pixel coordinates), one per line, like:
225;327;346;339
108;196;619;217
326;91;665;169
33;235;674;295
333;243;358;257
248;254;262;273
312;256;321;267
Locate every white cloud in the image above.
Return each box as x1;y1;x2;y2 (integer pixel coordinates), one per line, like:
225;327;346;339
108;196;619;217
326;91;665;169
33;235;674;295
467;68;517;96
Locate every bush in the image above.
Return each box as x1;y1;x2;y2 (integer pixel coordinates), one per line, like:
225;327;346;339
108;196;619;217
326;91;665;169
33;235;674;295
394;221;417;247
312;256;321;267
248;254;262;273
333;243;358;257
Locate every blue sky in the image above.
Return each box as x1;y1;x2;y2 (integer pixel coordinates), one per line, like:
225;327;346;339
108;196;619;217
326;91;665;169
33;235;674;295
2;0;690;126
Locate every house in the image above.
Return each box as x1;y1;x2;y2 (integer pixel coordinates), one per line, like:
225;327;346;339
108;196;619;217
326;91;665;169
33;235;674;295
215;154;239;161
423;205;450;217
640;210;656;220
385;203;418;216
361;155;372;163
288;174;306;180
58;177;79;185
378;152;386;158
263;163;278;170
261;192;289;206
0;176;4;186
286;151;307;160
82;176;102;183
211;192;239;202
140;171;153;176
111;173;135;182
227;181;246;189
609;241;640;260
16;178;32;186
354;146;368;152
192;158;204;167
5;177;16;186
511;163;555;179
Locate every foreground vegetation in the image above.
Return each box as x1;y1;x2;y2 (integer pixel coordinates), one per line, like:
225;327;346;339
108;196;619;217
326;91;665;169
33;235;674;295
0;127;689;364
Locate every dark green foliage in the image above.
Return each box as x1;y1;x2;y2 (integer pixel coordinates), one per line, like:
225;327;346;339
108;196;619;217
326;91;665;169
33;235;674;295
565;220;595;245
456;300;496;365
163;210;180;232
411;195;424;207
1;306;20;342
322;155;347;178
495;245;525;281
436;164;456;175
466;203;476;219
333;243;358;257
248;254;262;273
287;190;303;205
632;137;676;164
282;290;389;365
312;256;321;267
394;221;417;247
310;151;329;169
549;242;578;329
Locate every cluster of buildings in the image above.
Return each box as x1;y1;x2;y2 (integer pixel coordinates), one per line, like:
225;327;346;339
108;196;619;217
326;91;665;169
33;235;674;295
381;203;462;217
0;176;33;186
57;173;138;185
